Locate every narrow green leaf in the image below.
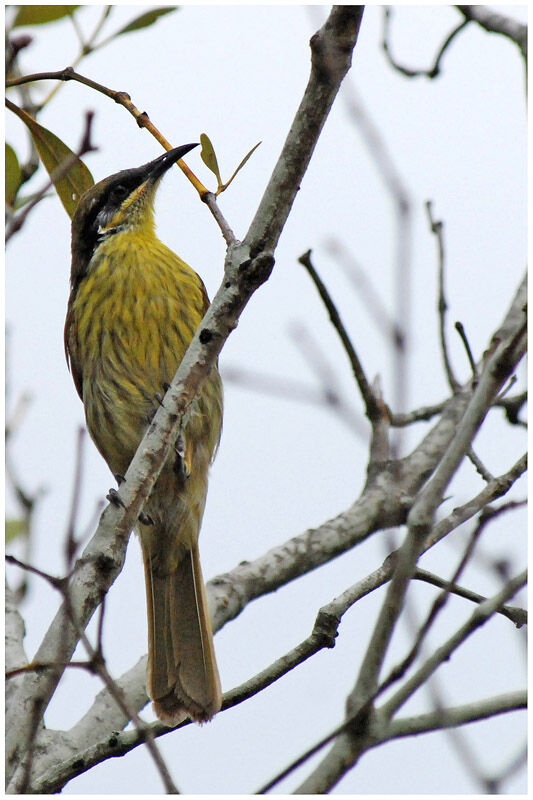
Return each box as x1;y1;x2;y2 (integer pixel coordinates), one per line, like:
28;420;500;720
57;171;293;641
113;6;178;37
14;190;54;211
218;141;261;194
7;104;94;218
5;518;28;543
200;133;222;187
13;6;79;27
5;144;22;206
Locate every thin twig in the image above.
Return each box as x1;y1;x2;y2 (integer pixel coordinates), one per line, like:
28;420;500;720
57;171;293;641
456;6;527;61
201;191;237;245
288;570;526;794
380;569;527;722
413;568;526;627
6;553;180;793
298;249;381;422
5;66;239;244
427;453;527;550
386;691;526;740
382;7;469;78
376;508;502;696
390;400;446;426
324;238;402;349
6;660;94;679
5;106;97;242
455;321;478;383
6;65;236;249
425;201;459;392
467;447;493;482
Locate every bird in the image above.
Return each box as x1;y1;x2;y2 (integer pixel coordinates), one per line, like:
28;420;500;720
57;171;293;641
64;144;223;725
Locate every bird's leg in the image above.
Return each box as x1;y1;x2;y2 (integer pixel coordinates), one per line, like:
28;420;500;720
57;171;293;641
174;431;191;479
106;487;125;508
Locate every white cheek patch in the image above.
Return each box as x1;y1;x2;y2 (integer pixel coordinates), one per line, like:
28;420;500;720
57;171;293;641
96;204;117;230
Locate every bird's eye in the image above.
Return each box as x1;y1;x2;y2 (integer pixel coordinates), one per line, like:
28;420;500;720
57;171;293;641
111;184;129;200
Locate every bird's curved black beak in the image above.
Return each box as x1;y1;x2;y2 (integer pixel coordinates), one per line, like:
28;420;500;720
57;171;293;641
144;143;199;183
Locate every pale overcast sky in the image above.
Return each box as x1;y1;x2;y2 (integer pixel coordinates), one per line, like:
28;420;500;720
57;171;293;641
6;4;527;794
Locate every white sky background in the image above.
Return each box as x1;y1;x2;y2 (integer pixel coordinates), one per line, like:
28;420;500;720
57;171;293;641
5;4;527;795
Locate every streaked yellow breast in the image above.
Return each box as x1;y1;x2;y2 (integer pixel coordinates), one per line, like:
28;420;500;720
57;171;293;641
69;228;213;475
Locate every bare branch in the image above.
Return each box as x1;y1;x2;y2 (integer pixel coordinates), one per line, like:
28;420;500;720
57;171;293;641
425;201;459;392
456;6;527;60
427;452;527;550
65;427;86;567
298;249;381;423
290;276;527;792
467;447;493;482
293;570;526;794
380;570;527;722
390;400;446;426
382;7;470;79
201;191;237;245
5;560;179;794
412;567;526;627
386;691;526;740
6;9;366;786
455;321;478;383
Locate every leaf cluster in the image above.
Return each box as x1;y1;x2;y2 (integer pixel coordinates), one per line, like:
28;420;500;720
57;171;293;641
5;6;178;218
6;5;260;225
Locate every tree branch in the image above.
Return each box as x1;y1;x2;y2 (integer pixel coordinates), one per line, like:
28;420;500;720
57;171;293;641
385;691;526;740
456;6;527;61
5;7;366;787
382;8;470;79
293;570;526;794
412;567;526;627
298;249;381;423
380;570;527;722
289;275;527;792
425;201;459;392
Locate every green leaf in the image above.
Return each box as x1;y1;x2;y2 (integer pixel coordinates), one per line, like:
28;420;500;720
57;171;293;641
218;141;261;194
200;133;222;187
13;190;54;211
13;6;79;27
5;518;28;543
7;104;94;218
113;6;178;37
5;144;22;206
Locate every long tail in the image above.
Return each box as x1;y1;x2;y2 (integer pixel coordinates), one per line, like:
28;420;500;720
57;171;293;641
142;542;222;725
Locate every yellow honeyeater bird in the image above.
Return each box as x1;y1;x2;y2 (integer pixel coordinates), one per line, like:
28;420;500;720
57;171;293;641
65;144;223;725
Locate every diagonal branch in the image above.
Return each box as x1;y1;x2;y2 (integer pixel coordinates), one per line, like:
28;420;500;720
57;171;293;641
45;444;526;791
290;278;527;793
293;570;526;794
5;7;365;785
456;6;527;60
385;690;526;740
298;249;381;422
380;570;527;721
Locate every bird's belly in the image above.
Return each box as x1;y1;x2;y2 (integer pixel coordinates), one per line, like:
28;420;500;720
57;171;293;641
78;296;190;475
69;237;222;484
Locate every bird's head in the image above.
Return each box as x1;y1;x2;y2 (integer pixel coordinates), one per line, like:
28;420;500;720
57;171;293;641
70;143;198;288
